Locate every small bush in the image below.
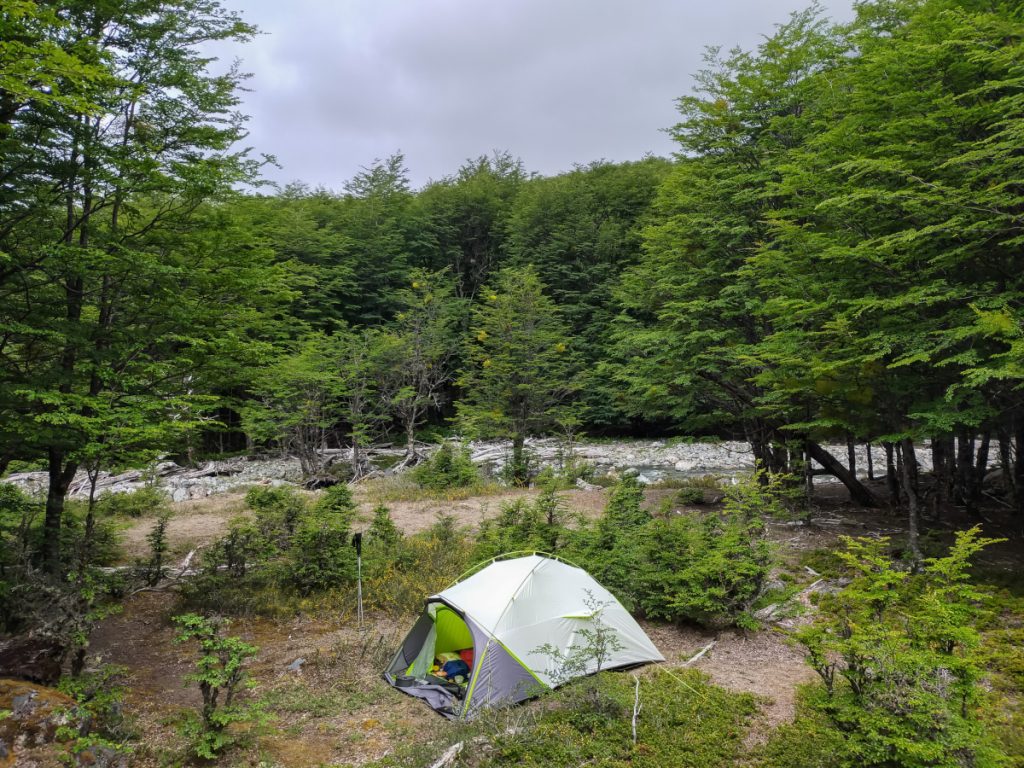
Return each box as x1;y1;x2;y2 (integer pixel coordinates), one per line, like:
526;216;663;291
367;504;402;548
474;487;573;561
286;512;356;595
97;485;168;518
245;485;307;540
412;443;479;490
56;665;136;764
792;528;1009;768
314;483;356;518
577;473;771;628
633;510;770;627
173;614;266;760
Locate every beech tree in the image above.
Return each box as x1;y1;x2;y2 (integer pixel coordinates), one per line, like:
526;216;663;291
0;0;288;574
457;266;581;484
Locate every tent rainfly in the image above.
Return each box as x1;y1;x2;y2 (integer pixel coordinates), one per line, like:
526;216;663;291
383;553;664;718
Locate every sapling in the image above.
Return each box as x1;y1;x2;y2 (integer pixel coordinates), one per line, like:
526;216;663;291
172;613;264;759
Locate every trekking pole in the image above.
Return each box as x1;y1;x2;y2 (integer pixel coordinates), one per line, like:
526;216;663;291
352;532;364;629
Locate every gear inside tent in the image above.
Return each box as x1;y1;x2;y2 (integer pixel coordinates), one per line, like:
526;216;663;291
383;553;664;718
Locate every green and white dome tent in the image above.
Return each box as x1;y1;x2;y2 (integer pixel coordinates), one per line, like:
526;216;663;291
384;552;664;718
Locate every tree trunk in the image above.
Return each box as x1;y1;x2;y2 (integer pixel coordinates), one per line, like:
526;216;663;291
846;434;856;477
899;438;923;566
884;442;900;508
956;430;975;516
1015;420;1024;521
973;431;991;499
997;428;1013;502
932;436;952;517
865;442;874;481
511;433;527;486
806;442;878;506
43;449;78;575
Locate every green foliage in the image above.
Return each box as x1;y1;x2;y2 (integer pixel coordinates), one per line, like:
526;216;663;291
172;613;265;759
96;485;168;519
56;666;135;765
444;669;757;768
579;473;771;627
245;485;308;540
285;511;356;595
792;528;1009;767
142;511;172;587
457;265;583;484
412;443;479;490
367;504;402;548
474;487;573;561
632;508;770;628
314;483;357;518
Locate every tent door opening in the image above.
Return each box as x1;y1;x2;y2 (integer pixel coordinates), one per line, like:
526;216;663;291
385;602;475;717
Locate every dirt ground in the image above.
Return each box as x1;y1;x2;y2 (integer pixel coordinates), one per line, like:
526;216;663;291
94;482;891;767
89;478;1024;767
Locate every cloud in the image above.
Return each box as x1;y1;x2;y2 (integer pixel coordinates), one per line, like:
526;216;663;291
214;0;853;189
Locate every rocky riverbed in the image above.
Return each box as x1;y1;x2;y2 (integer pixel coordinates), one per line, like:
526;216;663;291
3;438;931;502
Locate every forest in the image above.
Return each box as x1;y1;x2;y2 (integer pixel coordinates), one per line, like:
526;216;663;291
0;0;1022;766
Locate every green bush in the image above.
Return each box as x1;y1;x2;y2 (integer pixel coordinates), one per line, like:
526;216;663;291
474;487;573;561
367;504;402;548
285;512;356;595
173;614;266;759
400;669;757;768
245;485;307;540
97;485;168;518
633;510;770;627
791;528;1009;768
412;443;479;490
576;473;771;628
314;483;356;518
676;486;705;505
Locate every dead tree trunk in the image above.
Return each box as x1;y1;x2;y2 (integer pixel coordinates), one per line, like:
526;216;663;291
884;442;900;509
899;438;924;567
866;443;874;481
806;442;878;507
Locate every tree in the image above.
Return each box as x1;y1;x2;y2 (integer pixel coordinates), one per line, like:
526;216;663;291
457;266;581;484
242;333;345;478
0;0;287;576
380;269;464;464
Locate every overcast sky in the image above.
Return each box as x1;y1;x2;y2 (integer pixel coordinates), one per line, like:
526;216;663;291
216;0;854;190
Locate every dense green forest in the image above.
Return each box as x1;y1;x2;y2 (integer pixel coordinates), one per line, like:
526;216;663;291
1;0;1023;765
4;0;1022;575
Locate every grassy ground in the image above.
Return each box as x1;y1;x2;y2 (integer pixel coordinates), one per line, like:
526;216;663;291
36;477;1023;767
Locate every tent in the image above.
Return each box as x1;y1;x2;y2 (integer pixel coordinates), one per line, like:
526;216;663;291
383;553;664;718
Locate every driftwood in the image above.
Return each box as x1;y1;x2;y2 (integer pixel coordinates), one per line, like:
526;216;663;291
681;640;716;667
632;674;642;745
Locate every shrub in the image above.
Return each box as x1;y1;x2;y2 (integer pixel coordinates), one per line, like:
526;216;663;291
285;511;356;595
412;443;479;490
142;511;172;586
792;528;1009;768
474;487;573;561
56;665;136;765
633;509;770;627
245;485;307;540
676;486;705;505
577;473;771;627
364;528;473;615
97;484;168;518
367;504;402;548
314;483;356;518
173;614;266;759
443;669;757;768
205;516;275;578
